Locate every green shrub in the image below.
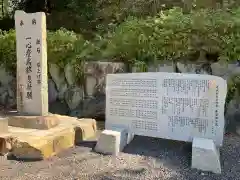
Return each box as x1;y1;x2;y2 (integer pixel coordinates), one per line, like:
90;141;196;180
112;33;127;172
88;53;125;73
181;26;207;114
0;29;16;72
1;7;240;73
103;7;240;65
0;28;97;73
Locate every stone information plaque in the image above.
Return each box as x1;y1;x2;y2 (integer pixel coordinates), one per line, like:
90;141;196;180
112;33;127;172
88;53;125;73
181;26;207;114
106;73;227;146
15;10;48;115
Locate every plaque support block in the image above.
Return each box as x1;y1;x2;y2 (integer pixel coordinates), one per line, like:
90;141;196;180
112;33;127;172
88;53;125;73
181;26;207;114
191;137;221;174
127;133;135;144
95;129;132;155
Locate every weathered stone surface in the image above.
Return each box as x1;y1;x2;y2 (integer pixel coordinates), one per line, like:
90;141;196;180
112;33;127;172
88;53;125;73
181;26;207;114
176;62;212;74
147;62;175;72
49;63;66;91
10;126;75;160
191;137;221;174
84;61;126;97
65;63;76;86
0;114;96;159
54;115;97;142
84;61;125;77
236;126;240;136
15;11;48;116
0;134;13;155
225;92;240;132
48;79;58;104
74;119;97;143
0;66;13;86
0;91;8;106
80;94;105;119
0;117;8;134
8;114;59;130
95;130;121;155
58;83;68;100
49;63;68;100
211;62;240;80
211;62;228;78
49;100;69;115
6;81;17;108
158;62;176;72
0;84;15;108
85;76;97;97
65;86;84;110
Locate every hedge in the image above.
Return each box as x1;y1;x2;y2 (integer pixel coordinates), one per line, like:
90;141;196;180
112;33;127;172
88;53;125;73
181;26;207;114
1;8;240;72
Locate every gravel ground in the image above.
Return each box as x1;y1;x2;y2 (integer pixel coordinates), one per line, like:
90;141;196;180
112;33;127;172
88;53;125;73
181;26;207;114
0;133;240;180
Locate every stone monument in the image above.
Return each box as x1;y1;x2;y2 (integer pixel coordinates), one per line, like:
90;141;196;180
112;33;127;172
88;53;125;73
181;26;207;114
15;10;48;116
95;72;227;174
0;11;97;159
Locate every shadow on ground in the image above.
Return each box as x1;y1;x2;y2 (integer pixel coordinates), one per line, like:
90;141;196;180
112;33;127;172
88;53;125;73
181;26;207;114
123;135;193;170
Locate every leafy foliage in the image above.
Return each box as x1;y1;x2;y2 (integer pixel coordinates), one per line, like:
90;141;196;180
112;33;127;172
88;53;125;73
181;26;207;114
103;7;240;65
0;28;96;73
1;7;240;72
0;29;16;71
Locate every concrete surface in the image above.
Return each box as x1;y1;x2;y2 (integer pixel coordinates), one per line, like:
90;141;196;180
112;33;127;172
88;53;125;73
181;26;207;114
191;137;221;174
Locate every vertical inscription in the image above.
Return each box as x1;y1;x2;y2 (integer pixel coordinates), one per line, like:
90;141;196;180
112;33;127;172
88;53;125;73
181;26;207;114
162;78;211;135
36;38;41;84
25;37;33;100
215;85;219;127
108;78;159;132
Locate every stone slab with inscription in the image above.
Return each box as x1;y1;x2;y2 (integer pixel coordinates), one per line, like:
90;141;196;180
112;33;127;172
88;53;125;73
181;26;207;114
106;72;227;146
15;10;48;116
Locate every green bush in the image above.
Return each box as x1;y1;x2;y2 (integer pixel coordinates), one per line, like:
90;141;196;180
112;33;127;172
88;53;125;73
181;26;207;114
0;29;16;72
1;7;240;73
104;7;240;65
0;28;98;73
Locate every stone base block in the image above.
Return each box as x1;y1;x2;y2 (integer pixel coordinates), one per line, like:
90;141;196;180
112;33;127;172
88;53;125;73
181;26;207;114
0;114;97;159
0;117;8;134
236;126;240;136
7;113;59;130
54;115;97;143
95;129;132;155
9;125;75;160
191;137;221;174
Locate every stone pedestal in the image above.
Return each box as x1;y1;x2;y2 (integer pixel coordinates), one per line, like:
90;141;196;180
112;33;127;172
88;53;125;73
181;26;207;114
191;137;221;174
